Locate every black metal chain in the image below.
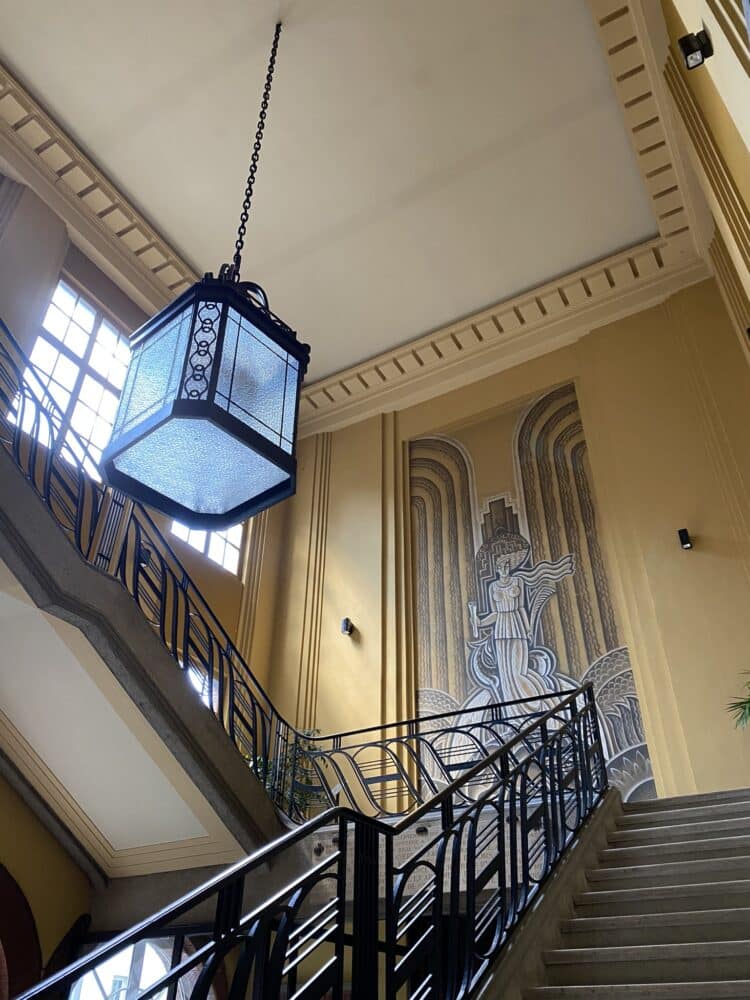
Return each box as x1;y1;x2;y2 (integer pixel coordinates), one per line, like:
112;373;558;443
231;21;282;279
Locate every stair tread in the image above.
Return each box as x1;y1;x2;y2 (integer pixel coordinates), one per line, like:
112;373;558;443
602;834;750;856
562;907;750;932
575;878;750;904
609;817;750;843
587;855;750;879
623;788;750;813
544;940;750;963
617;802;750;827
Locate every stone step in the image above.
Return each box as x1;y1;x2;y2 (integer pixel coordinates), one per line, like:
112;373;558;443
586;855;750;890
574;879;750;917
524;984;750;999
616;801;750;829
608;815;750;846
598;834;750;867
623;788;750;814
560;907;750;948
543;940;750;987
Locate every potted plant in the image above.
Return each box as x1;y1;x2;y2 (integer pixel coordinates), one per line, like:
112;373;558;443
727;674;750;728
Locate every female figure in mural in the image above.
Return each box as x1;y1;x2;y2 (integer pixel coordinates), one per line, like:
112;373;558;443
467;536;576;705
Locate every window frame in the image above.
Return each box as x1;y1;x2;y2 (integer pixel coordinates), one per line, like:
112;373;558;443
170;520;246;578
28;275;131;473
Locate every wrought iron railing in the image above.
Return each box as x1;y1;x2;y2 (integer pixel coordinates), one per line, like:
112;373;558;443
0;317;582;826
18;686;608;1000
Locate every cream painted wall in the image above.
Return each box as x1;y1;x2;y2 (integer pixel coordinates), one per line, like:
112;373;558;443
0;177;68;356
0;774;90;962
253;277;750;797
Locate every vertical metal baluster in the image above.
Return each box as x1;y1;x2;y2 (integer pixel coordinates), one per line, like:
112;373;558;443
332;815;348;1000
351;820;380;1000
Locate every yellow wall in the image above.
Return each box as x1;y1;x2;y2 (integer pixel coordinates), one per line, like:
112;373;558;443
0;774;90;963
661;0;750;212
252;276;750;797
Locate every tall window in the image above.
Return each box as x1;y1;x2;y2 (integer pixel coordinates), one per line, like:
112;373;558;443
21;278;245;577
171;520;244;575
22;279;130;478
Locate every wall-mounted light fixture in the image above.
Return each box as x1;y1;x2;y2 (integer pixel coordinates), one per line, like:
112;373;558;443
341;617;355;636
678;29;713;70
678;528;693;550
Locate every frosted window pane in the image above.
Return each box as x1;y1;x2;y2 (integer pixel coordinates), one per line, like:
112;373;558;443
113;308;191;436
112;419;289;516
215;309;288;447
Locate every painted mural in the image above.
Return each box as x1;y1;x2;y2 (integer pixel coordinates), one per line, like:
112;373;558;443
410;383;655;802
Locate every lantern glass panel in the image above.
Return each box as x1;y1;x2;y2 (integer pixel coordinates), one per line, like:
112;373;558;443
215;308;300;454
113;306;193;439
110;417;288;515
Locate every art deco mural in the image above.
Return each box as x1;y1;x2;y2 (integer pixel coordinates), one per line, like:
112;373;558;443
409;383;654;801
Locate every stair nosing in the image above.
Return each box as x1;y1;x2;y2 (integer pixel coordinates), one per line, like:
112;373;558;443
562;906;750;930
543;939;750;963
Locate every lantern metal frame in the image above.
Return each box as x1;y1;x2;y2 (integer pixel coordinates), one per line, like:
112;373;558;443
101;22;313;529
102;272;310;528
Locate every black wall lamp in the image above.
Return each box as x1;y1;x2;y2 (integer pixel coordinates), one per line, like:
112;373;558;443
678;29;713;69
678;528;693;550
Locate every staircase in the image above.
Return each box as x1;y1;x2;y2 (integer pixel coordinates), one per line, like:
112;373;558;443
526;788;750;998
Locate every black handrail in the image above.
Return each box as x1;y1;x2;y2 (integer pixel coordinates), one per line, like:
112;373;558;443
0;316;590;824
18;684;608;1000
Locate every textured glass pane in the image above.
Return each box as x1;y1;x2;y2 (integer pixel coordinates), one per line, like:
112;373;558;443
215;309;288;446
112;306;192;437
112;418;289;515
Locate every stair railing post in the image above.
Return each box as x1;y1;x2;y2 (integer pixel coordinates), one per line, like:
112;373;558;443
351;819;381;1000
585;684;608;799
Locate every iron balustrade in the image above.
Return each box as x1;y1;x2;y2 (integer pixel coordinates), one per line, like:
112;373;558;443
17;686;608;1000
0;317;594;827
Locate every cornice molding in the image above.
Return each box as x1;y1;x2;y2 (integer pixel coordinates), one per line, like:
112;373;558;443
0;44;710;440
587;0;701;246
0;61;198;315
297;238;709;436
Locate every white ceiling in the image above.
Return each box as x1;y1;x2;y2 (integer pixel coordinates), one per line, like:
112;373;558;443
0;0;657;380
0;559;240;868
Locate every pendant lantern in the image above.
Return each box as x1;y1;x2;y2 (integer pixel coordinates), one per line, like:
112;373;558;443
102;23;310;528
